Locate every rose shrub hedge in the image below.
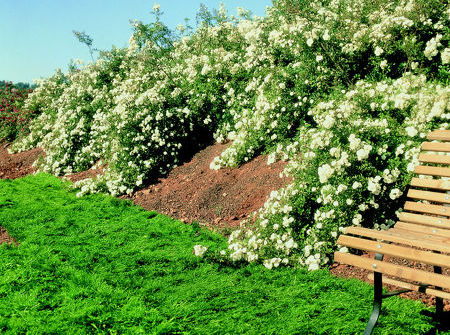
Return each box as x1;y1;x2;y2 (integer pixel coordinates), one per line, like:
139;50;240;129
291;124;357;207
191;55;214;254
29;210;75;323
10;0;449;268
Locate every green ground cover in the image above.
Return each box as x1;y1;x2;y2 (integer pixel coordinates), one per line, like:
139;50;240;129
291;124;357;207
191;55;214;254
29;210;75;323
0;174;444;334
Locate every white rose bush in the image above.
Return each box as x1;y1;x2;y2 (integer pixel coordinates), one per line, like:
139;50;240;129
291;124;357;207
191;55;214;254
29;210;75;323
230;73;449;270
9;0;449;269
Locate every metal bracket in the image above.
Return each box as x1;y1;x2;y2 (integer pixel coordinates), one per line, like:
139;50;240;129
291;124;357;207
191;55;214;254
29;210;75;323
382;289;411;298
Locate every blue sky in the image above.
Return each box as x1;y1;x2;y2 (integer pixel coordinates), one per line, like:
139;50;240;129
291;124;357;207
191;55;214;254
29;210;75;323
0;0;272;84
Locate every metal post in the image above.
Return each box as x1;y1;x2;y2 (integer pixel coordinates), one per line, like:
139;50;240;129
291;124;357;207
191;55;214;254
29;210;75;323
363;253;384;335
433;265;443;322
435;189;450;322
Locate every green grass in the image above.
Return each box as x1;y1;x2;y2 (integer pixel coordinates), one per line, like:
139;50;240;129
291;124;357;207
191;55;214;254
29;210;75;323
0;174;444;334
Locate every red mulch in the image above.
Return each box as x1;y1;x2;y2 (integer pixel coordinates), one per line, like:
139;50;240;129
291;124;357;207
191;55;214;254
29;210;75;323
0;141;448;311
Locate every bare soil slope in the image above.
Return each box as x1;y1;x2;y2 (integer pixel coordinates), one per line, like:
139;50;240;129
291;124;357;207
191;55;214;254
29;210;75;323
0;142;42;179
128;143;289;232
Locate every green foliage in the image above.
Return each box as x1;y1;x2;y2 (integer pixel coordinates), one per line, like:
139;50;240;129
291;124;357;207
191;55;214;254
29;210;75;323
73;30;96;61
0;174;442;334
129;5;177;51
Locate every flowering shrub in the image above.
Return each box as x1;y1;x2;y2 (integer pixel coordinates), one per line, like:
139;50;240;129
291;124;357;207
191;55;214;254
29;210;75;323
228;74;449;270
12;50;131;176
0;82;34;141
10;70;69;149
11;0;450;268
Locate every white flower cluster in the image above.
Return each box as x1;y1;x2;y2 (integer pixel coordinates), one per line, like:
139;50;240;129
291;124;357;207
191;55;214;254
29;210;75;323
193;245;208;257
225;185;299;266
424;34;443;60
11;50;130;180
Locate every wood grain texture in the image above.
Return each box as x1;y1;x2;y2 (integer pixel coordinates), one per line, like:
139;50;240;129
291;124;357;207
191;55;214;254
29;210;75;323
334;252;450;289
410;178;450;191
337;235;450;267
427;129;450;142
367;274;450;300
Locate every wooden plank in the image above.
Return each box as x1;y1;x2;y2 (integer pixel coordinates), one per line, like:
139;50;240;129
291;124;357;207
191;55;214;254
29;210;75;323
407;189;450;204
410;178;450;191
367;274;450;300
334;252;450;289
399;212;450;229
414;165;450;177
427;129;450;142
338;235;450;268
390;227;450;244
422;142;450;152
404;201;450;217
395;221;450;238
345;226;450;253
418;153;450;164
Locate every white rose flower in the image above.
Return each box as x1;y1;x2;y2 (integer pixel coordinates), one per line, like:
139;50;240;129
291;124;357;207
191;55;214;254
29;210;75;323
308;263;319;271
389;188;403;200
322;115;335;129
352;181;362;189
442;48;450;64
272;258;281;268
352;213;362;225
356;144;372;160
193;245;208;257
318;164;334;183
424;34;442;60
405;126;417;137
367;178;381;195
263;259;273;269
348;134;360;151
374;46;384;56
286;239;296;249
